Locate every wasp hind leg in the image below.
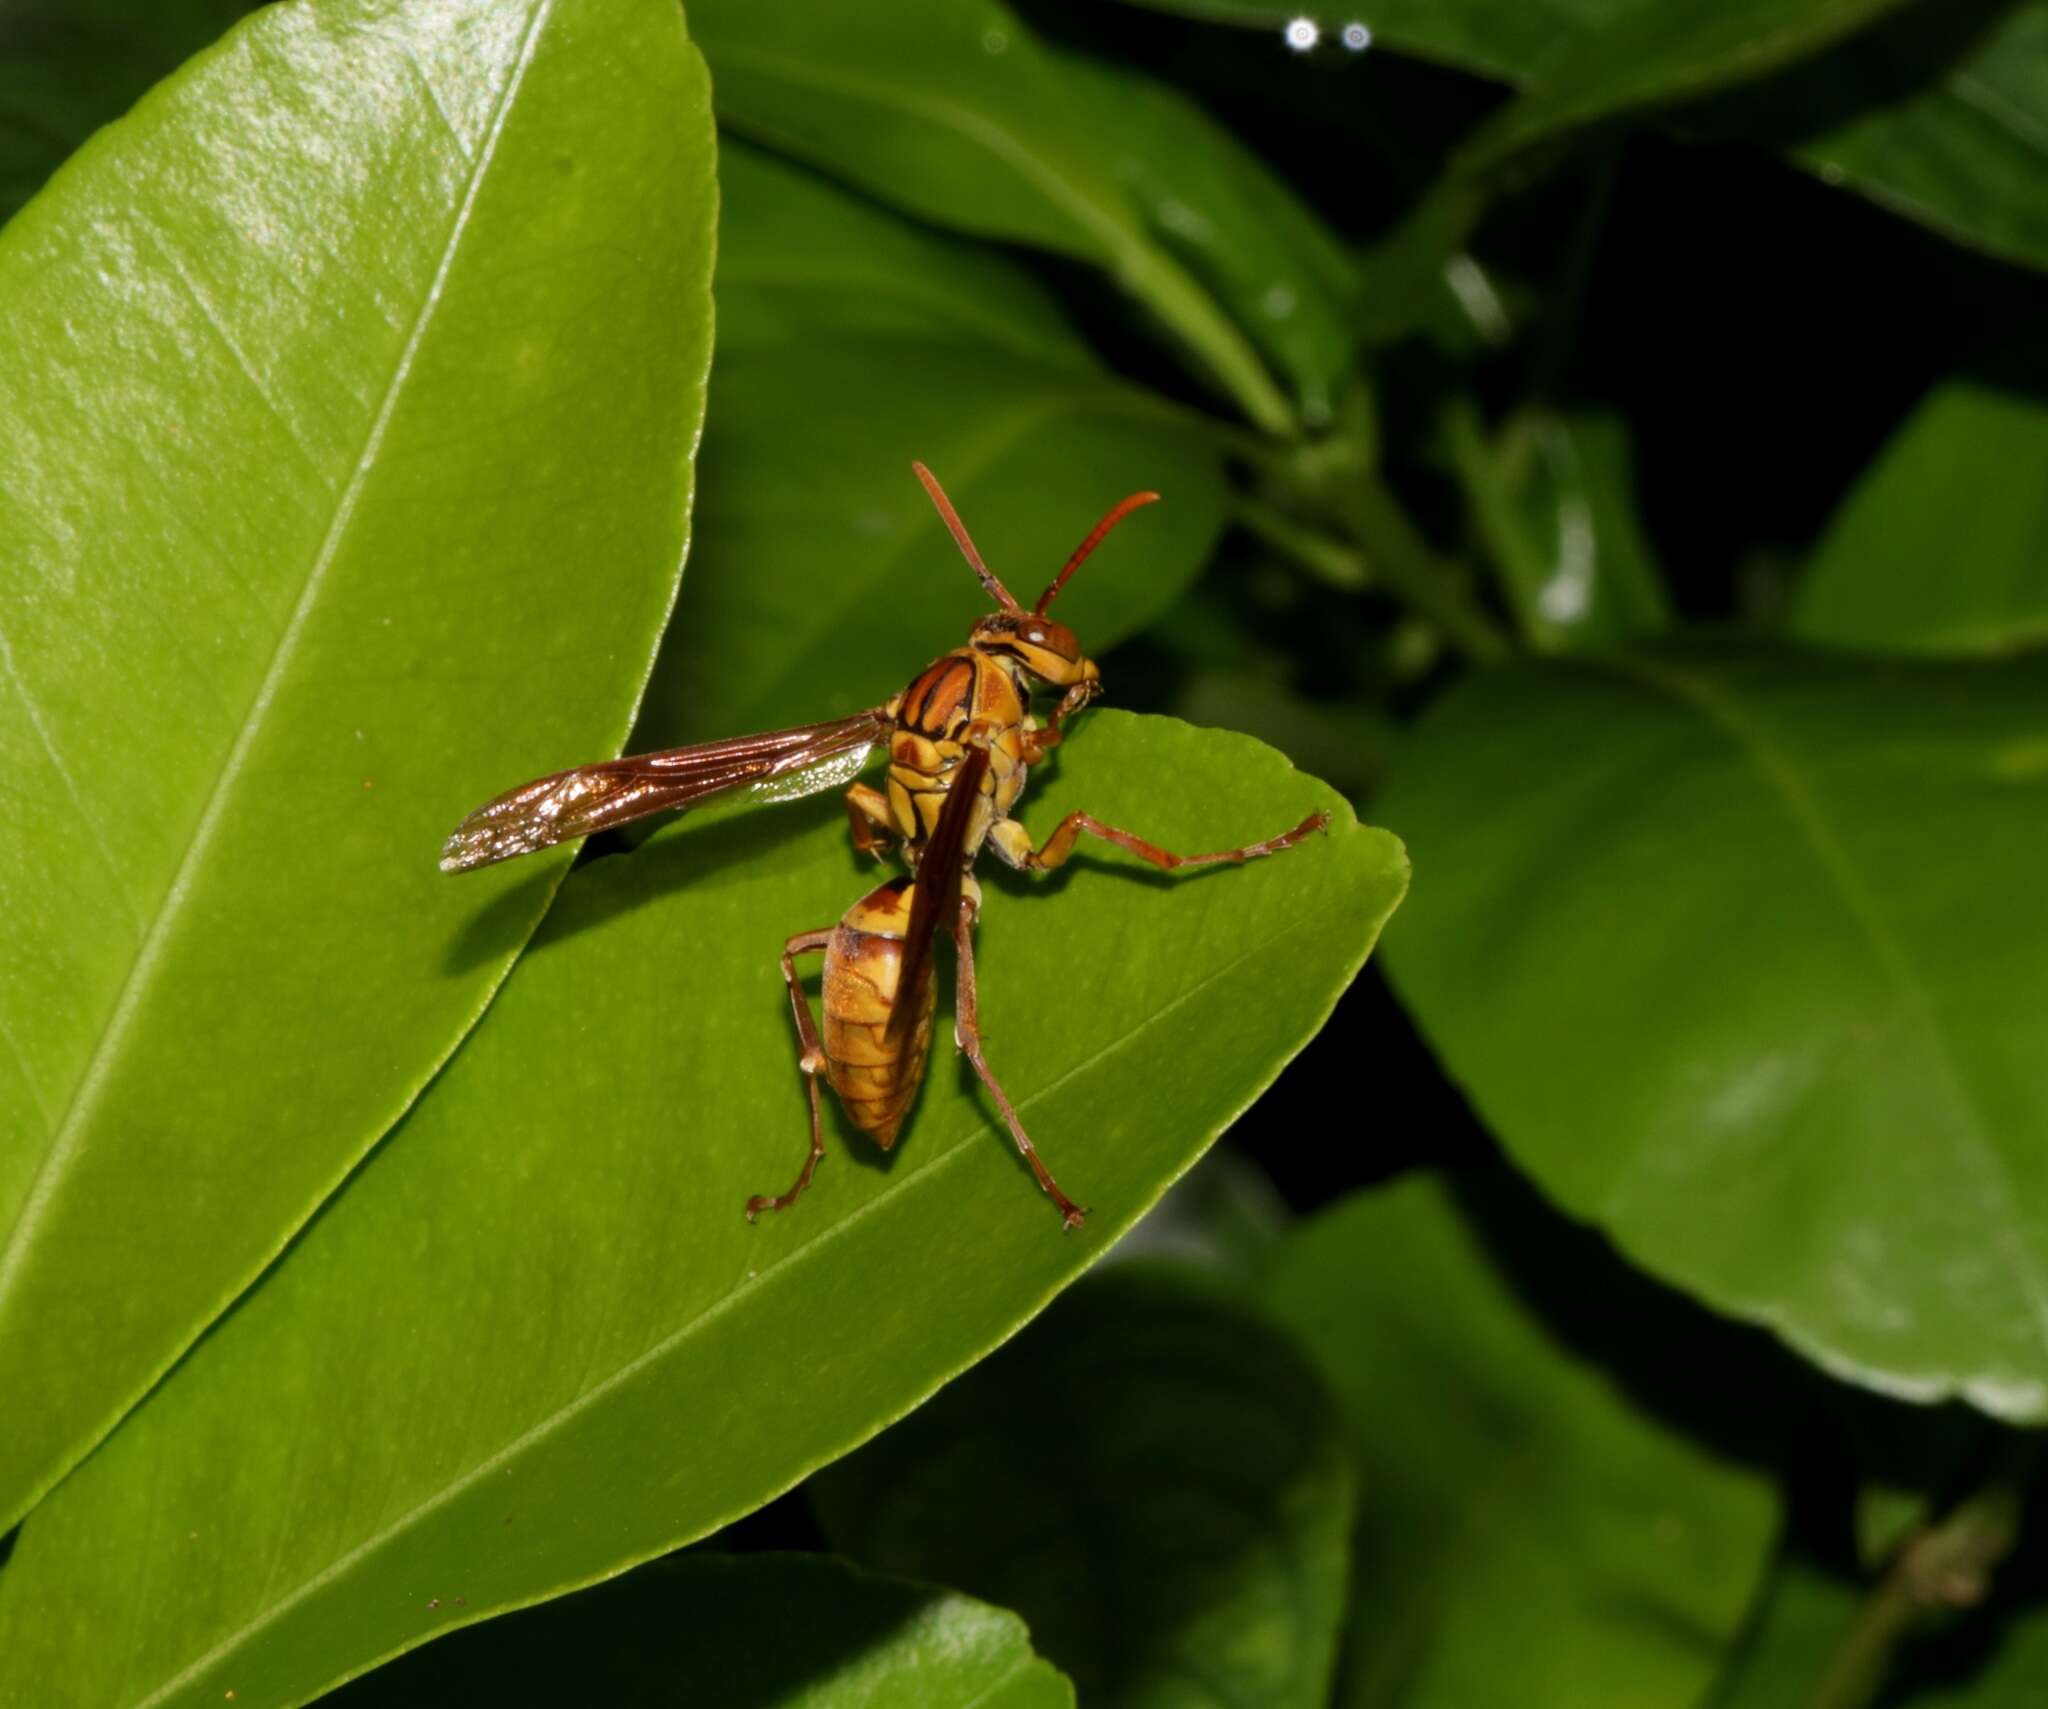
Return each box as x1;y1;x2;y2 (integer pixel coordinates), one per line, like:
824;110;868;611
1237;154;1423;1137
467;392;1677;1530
951;899;1087;1232
987;807;1328;876
745;928;837;1222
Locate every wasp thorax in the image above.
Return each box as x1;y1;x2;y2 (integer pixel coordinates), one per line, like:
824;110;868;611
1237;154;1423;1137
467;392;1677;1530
971;611;1094;686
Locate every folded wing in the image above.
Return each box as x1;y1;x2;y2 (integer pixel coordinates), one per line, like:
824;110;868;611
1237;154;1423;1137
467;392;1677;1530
440;709;893;872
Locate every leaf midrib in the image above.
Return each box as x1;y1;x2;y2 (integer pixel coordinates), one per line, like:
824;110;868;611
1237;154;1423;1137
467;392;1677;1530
127;870;1366;1709
1595;653;2048;1367
0;0;557;1489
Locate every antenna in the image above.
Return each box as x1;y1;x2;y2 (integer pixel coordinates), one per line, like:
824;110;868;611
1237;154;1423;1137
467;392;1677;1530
911;461;1020;611
1035;491;1160;614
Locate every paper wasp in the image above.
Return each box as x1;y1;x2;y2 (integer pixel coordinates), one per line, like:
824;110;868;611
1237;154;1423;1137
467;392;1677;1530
442;464;1328;1229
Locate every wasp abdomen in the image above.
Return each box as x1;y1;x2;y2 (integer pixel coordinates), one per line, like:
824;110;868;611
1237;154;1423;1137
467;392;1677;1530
821;878;937;1148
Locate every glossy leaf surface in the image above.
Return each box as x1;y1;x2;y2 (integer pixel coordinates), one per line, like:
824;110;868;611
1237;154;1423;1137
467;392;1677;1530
1795;380;2048;653
0;714;1406;1709
327;1554;1074;1709
1380;646;2048;1418
686;0;1296;434
0;0;250;225
0;0;713;1531
814;1264;1353;1709
639;149;1227;746
1263;1173;1777;1708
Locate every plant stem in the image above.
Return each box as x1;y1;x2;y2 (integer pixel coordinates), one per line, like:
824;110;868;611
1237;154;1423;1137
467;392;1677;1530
1336;480;1513;663
1441;394;1552;648
1809;1433;2042;1709
1232;495;1371;591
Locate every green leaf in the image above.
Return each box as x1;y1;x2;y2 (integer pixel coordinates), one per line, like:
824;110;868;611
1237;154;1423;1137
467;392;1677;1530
0;713;1405;1709
325;1553;1074;1709
1114;0;2048;278
1699;2;2048;277
813;1263;1353;1709
637;150;1228;746
1262;1172;1778;1709
1445;403;1670;650
714;142;1092;364
0;0;713;1532
1794;379;2048;654
1379;645;2048;1419
686;0;1298;436
1469;0;1919;167
1055;50;1360;429
0;0;255;229
1362;0;1917;335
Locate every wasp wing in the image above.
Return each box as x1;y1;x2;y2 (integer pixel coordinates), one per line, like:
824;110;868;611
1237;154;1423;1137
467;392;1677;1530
888;743;990;1041
440;709;893;873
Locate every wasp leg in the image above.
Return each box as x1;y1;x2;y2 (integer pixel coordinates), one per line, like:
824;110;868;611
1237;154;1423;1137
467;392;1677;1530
988;807;1329;876
951;898;1087;1231
1019;682;1102;764
844;782;896;862
746;928;837;1222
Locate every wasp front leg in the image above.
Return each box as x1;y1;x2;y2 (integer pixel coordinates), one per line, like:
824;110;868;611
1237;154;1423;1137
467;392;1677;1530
950;897;1087;1231
844;782;897;863
1019;680;1102;763
745;929;836;1221
987;805;1329;876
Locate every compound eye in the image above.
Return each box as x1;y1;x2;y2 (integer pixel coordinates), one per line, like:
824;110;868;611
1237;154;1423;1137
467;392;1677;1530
1024;627;1047;646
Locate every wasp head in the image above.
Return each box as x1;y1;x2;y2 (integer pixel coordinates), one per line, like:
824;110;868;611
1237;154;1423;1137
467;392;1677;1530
970;611;1098;688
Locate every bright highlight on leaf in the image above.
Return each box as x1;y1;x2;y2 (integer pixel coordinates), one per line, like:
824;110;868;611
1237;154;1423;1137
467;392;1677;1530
0;0;715;1535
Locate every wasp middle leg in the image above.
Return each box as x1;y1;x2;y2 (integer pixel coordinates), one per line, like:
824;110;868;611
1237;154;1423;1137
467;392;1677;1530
988;808;1329;876
843;782;897;862
951;897;1087;1232
745;928;836;1221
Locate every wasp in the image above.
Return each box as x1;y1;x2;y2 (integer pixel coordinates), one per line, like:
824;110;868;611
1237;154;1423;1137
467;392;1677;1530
441;464;1328;1229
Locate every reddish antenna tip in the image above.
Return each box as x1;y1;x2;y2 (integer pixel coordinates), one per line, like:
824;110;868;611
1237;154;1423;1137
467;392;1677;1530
1036;490;1161;614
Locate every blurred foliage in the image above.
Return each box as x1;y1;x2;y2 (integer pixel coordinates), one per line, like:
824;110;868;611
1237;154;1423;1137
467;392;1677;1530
5;0;2048;1705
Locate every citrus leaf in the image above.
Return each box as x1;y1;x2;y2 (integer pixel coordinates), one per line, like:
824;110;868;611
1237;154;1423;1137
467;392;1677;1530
813;1263;1353;1709
1447;404;1670;650
1111;0;2048;277
637;150;1227;747
326;1554;1074;1709
1699;2;2048;277
685;0;1298;436
1379;645;2048;1419
0;713;1405;1709
1263;1172;1779;1708
1795;379;2048;654
0;0;250;227
1362;0;1917;335
1054;49;1360;430
713;142;1092;365
0;0;713;1532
